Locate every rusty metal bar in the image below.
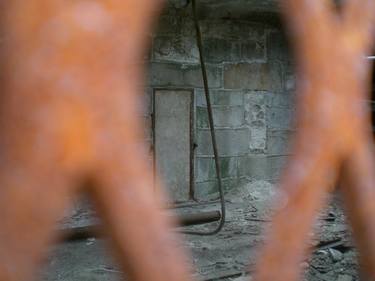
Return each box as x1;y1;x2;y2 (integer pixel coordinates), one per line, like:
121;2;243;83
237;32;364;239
0;1;195;281
253;1;375;281
62;211;221;241
179;210;221;226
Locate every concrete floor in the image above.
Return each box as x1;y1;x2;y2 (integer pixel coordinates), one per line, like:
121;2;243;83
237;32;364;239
41;181;359;281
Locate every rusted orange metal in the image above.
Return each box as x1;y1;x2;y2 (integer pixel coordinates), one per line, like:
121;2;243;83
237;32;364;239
0;1;194;281
254;1;375;280
1;0;375;281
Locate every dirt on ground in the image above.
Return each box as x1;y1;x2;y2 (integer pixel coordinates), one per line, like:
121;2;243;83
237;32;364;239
42;180;359;281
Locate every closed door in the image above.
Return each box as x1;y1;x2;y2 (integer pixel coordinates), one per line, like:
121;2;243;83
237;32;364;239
154;90;193;203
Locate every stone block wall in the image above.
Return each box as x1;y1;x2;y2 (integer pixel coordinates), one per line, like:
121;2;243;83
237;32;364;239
143;5;296;200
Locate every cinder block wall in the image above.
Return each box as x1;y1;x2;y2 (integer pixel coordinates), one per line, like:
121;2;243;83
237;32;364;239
144;5;296;200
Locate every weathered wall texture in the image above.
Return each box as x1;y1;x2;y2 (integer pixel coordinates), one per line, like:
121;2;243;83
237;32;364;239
143;4;296;200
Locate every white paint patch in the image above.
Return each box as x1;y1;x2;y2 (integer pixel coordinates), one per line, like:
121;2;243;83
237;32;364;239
73;2;113;33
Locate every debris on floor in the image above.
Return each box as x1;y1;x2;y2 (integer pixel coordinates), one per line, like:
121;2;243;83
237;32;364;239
43;181;359;281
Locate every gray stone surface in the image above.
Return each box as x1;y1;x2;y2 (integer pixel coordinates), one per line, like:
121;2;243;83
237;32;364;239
196;105;245;129
336;274;353;281
249;126;267;152
237;156;269;180
267;106;294;130
267;130;292;156
267;29;290;62
267;155;288;181
148;62;223;88
153;35;199;63
202;38;241;63
196;90;244;107
194;177;240;200
224;63;282;91
196;128;250;156
155;9;194;36
244;92;267;151
196;1;280;22
241;40;266;61
200;20;266;40
196;156;238;182
267;92;295;108
183;64;223;88
244;92;267;127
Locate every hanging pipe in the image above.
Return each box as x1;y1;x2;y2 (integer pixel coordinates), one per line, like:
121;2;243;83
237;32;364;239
180;0;226;235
